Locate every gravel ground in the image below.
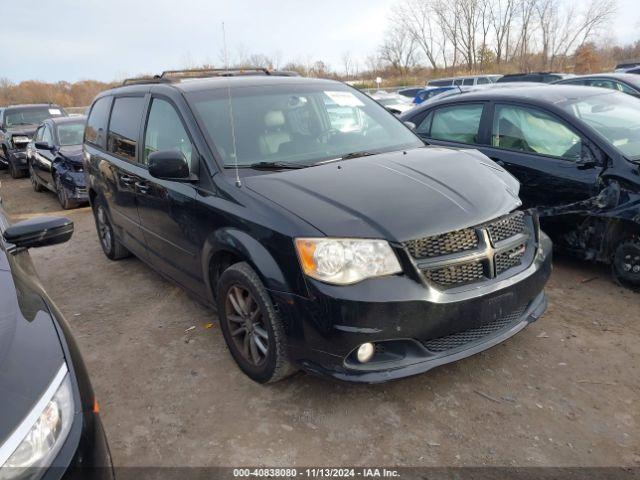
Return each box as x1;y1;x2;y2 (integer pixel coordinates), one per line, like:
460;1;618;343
1;169;638;467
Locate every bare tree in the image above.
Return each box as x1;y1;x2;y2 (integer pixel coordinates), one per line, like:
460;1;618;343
393;0;441;70
489;0;519;64
341;52;354;79
379;25;419;77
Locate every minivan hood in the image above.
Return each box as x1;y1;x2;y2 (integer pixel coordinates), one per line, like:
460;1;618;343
0;256;64;447
244;147;521;241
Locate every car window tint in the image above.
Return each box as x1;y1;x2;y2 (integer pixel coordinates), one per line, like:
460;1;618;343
35;127;44;141
586;79;617;91
462;78;474;85
477;77;489;85
429;104;483;144
143;98;194;169
492;104;582;160
616;82;637;94
108;96;145;162
85;96;111;148
416;111;433;135
42;126;54;144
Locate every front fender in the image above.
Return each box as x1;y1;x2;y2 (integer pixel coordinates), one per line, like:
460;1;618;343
201;228;293;302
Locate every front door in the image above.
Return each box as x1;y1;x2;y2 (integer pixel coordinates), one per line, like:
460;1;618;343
135;96;202;294
33;125;55;187
479;103;602;209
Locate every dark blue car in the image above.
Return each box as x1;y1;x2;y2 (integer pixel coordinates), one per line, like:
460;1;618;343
412;86;458;105
26;116;88;209
400;85;640;289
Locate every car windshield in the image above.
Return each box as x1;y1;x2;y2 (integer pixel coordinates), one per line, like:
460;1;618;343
5;107;64;127
56;122;85;146
187;83;422;167
562;92;640;161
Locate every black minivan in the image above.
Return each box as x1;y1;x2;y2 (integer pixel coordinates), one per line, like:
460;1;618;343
84;69;552;383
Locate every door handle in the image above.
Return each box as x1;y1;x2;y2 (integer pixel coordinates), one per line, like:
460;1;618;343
135;181;149;194
120;174;134;185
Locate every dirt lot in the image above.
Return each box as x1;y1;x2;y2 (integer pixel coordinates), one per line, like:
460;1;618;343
1;169;639;468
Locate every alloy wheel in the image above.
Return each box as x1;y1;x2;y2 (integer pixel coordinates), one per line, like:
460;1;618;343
96;206;113;252
224;285;270;366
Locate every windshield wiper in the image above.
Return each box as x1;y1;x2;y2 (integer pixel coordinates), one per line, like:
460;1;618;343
243;161;307;170
340;151;376;160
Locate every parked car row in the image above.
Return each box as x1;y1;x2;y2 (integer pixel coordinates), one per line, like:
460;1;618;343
1;65;639;478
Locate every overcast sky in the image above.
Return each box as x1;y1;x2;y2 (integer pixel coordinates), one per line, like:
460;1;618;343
2;0;638;83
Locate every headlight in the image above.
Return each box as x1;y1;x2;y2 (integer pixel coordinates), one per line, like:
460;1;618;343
0;365;74;480
11;136;29;146
295;238;402;285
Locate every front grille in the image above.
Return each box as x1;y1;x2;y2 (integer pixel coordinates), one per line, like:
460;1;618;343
76;186;87;194
407;210;536;289
486;211;526;243
421;307;526;353
495;243;526;275
423;261;484;287
404;228;478;259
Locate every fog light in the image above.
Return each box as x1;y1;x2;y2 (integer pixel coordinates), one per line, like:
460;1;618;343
357;343;375;363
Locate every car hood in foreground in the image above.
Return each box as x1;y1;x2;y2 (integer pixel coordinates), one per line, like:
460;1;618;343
245;146;521;241
0;253;65;447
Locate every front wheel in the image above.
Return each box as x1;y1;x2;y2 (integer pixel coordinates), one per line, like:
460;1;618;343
612;238;640;291
217;262;297;383
55;176;77;209
29;163;44;192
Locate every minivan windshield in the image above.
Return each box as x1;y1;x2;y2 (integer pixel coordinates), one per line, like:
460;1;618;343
187;83;423;167
562;91;640;161
5;107;64;127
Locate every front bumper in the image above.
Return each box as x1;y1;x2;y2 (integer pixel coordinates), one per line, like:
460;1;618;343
273;232;552;383
7;149;28;170
59;171;89;202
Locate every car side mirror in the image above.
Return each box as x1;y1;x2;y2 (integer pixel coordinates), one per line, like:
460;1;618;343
3;216;73;253
148;149;196;181
35;141;54;150
404;121;416;131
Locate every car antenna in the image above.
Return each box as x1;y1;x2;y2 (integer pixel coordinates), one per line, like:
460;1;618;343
222;22;241;188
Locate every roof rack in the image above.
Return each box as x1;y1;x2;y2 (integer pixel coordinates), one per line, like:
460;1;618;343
119;67;300;86
160;67;271;79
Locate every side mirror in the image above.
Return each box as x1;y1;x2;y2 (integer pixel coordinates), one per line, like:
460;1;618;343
148;148;197;182
3;216;73;253
404;121;416;131
148;149;196;181
35;141;54;150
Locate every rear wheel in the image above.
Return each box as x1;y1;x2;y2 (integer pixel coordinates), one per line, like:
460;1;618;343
217;262;296;383
29;163;44;192
92;198;130;260
612;238;640;291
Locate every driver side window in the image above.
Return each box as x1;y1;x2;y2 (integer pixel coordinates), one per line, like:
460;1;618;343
42;126;54;145
143;98;194;170
492;104;582;160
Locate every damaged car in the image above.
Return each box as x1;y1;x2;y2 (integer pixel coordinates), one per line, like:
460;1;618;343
400;85;640;289
84;69;552;383
0;104;68;178
27;116;89;209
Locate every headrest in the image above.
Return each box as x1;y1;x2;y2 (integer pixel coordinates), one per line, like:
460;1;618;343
264;110;285;127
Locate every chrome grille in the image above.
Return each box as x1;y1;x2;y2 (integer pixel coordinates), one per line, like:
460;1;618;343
495;243;526;275
486;211;526;244
423;261;484;287
421;307;526;353
404;228;478;259
408;210;536;290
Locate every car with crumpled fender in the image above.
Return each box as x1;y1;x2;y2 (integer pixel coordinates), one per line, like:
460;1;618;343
84;69;552;383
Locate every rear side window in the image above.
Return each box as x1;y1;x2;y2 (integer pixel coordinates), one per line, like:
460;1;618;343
477;77;489;85
108;96;145;162
462;78;474;86
421;104;484;144
85;97;111;148
429;79;451;87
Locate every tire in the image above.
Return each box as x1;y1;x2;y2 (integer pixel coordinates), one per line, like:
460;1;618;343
217;262;297;383
29;163;44;192
92;198;131;260
55;175;77;210
9;161;23;179
612;238;640;292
